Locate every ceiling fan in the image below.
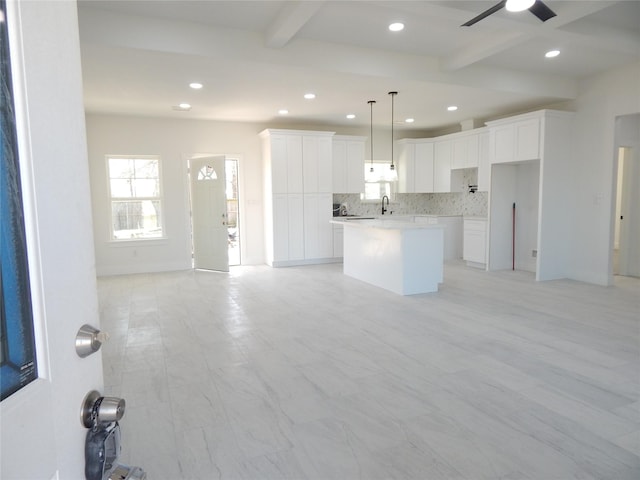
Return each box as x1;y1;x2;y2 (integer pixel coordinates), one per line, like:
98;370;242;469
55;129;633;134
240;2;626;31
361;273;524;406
461;0;557;27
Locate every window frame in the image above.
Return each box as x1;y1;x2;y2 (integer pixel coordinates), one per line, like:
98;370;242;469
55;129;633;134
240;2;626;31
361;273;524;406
106;155;166;242
361;161;397;203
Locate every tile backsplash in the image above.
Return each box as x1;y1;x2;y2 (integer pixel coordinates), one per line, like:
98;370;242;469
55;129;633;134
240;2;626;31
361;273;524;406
334;168;487;217
334;191;488;217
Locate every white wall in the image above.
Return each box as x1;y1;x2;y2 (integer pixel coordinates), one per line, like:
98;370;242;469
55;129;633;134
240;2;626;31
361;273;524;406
87;115;370;275
567;61;640;285
86;115;268;274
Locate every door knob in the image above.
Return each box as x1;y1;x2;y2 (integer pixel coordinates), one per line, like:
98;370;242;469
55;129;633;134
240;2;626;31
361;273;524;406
81;390;126;428
75;324;109;358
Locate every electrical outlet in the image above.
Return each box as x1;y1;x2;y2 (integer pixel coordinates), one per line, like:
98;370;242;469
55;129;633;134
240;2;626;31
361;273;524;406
532;249;537;258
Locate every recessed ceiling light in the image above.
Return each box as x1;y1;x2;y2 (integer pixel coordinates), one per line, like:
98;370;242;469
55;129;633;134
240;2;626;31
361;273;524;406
304;93;316;100
346;114;356;119
405;118;415;123
505;0;535;12
278;109;289;115
389;22;404;32
172;103;192;111
545;49;560;58
189;82;203;89
179;103;191;109
447;105;458;112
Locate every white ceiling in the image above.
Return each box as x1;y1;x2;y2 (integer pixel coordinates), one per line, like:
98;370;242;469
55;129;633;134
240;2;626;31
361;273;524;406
77;0;640;132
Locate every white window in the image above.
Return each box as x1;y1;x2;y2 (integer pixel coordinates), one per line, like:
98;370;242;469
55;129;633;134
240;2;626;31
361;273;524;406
362;162;395;201
107;156;164;240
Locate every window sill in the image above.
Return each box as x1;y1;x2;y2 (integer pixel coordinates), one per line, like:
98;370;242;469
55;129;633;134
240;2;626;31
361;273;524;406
108;237;168;247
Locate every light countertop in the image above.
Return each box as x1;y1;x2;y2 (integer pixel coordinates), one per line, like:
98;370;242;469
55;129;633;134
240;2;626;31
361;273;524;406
331;218;445;230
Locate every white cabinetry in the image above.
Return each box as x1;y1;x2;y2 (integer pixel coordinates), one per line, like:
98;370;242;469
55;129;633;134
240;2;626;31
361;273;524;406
486;110;574;281
261;129;336;266
398;140;434;193
477;131;490;191
304;135;333;193
304;193;333;259
333;224;344;258
491;117;540;164
453;133;479;169
332;135;365;194
414;215;462;260
463;218;487;267
434;140;452;193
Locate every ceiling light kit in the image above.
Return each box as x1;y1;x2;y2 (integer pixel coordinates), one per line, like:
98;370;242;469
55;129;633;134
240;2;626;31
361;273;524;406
367;100;376;180
388;91;398;181
461;0;556;26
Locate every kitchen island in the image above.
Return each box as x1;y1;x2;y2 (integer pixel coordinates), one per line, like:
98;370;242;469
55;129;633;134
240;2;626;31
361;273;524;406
331;218;445;295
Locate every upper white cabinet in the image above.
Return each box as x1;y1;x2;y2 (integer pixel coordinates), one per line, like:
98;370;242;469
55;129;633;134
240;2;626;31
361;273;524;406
332;135;365;194
303;134;333;193
490;116;540;164
452;133;479;169
477;131;490;192
266;133;303;194
434;140;453;193
397;139;434;193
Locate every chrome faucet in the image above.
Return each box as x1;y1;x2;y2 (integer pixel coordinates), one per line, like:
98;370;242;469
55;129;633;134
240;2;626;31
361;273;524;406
381;195;389;215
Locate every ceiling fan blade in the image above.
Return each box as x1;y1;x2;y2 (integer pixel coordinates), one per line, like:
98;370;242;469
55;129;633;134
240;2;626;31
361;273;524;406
461;0;506;27
528;0;557;22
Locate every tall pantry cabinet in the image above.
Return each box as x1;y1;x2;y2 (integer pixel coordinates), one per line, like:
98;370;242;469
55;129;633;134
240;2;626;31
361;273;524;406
261;129;336;267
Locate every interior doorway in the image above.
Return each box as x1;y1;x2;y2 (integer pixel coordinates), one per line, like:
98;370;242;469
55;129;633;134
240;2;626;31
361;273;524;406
188;155;241;271
612;114;639;278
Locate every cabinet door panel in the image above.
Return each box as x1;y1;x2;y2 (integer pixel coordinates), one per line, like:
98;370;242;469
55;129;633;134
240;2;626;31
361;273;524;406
317;136;333;193
467;134;479;168
492;124;515;164
332;140;347;193
272;194;289;261
270;135;288;194
453;137;468;170
288;194;305;260
287;135;304;193
515;119;540;160
477;132;491;191
415;142;434;192
434;140;452;192
302;136;318;192
398;142;415;193
346;141;364;194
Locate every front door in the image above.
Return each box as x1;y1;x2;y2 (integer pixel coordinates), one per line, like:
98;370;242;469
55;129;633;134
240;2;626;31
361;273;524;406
190;156;229;272
1;1;105;478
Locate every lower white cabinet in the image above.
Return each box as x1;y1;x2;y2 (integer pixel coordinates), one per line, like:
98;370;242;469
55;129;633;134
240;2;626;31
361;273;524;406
463;218;487;267
333;224;344;258
303;193;333;260
268;193;335;266
413;215;462;260
271;194;304;264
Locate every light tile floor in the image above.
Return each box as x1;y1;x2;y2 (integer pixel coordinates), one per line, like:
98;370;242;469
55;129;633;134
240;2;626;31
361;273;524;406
98;262;640;479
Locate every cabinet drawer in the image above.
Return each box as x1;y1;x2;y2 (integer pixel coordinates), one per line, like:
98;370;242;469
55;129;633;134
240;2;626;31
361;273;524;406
464;220;487;232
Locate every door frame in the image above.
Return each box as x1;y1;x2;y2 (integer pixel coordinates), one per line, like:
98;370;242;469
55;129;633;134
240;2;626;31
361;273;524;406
185;153;243;269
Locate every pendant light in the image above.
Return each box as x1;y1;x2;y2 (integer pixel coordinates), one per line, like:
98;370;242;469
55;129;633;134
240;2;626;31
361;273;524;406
388;91;398;181
366;100;377;182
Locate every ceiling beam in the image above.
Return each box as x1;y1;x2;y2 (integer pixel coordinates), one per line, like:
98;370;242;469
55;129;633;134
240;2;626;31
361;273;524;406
264;0;325;48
